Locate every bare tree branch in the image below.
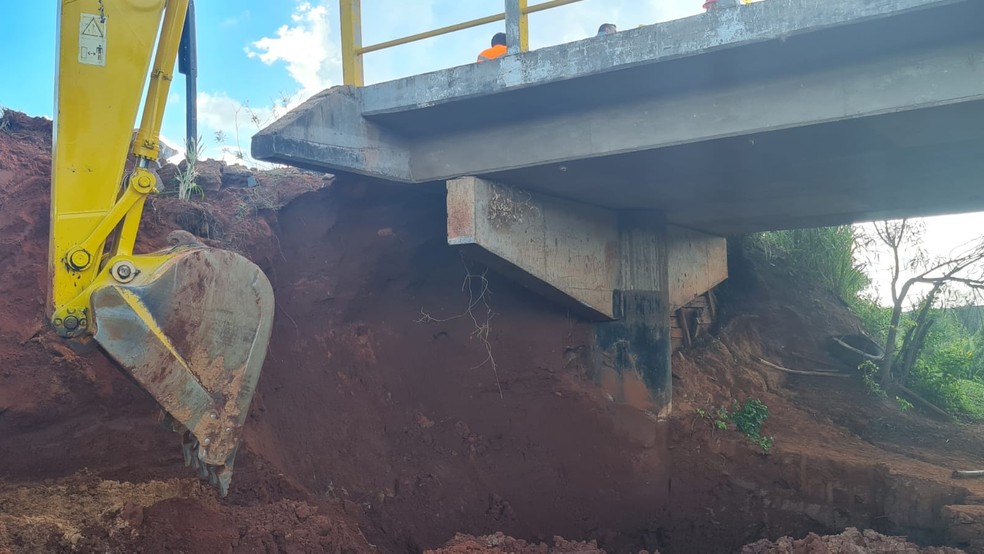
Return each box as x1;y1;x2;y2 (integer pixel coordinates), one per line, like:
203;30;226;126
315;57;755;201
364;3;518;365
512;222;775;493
868;218;984;387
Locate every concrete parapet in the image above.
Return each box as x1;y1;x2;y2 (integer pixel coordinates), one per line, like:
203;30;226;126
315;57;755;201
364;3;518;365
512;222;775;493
252;87;411;181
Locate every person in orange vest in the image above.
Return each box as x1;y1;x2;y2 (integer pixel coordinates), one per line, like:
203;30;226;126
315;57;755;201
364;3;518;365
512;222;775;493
477;33;508;63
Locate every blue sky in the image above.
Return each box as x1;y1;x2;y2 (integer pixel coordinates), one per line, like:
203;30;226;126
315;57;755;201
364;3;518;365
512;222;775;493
3;0;982;304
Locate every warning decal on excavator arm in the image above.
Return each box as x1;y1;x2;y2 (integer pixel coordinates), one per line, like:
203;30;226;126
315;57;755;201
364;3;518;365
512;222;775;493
79;13;106;66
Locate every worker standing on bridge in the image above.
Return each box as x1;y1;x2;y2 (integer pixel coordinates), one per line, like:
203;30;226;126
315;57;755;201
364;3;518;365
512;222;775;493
477;33;508;63
597;23;617;36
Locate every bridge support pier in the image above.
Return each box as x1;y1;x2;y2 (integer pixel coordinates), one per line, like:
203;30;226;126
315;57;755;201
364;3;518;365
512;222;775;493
446;177;726;416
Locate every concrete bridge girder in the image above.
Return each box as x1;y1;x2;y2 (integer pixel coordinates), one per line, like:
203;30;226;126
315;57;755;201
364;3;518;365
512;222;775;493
447;176;727;413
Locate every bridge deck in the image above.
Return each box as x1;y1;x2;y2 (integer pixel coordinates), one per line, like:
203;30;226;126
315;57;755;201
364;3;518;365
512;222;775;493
253;0;984;234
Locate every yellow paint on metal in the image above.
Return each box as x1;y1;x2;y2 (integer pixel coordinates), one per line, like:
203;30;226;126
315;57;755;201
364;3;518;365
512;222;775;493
524;0;585;15
518;0;529;52
133;0;190;161
52;0;187;335
70;171;151;264
52;250;180;336
340;0;364;86
51;0;167;312
342;0;584;85
114;196;149;258
114;286;194;375
356;13;505;56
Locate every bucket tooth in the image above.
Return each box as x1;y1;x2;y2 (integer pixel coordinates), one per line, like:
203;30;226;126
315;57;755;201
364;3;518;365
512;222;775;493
215;463;234;496
181;436;195;467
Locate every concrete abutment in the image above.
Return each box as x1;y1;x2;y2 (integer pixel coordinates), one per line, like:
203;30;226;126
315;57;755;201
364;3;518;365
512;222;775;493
446;176;727;414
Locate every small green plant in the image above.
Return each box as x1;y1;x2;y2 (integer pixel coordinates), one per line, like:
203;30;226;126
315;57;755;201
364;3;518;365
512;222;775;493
714;407;729;430
176;136;206;201
696;406;729;429
731;399;774;453
896;396;913;412
697;401;773;452
753;435;775;451
730;399;768;437
858;360;887;398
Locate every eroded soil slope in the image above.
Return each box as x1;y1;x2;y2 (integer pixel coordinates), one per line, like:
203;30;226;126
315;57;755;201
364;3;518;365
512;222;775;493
1;112;983;553
0;112;367;553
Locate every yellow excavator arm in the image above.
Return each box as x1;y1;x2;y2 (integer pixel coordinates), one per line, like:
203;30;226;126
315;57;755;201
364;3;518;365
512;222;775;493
51;0;274;495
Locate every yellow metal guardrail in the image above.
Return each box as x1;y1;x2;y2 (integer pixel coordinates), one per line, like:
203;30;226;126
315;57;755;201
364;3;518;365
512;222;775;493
339;0;586;86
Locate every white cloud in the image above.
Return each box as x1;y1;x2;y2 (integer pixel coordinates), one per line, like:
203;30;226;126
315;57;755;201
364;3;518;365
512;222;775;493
245;2;341;102
195;91;279;167
158;133;185;165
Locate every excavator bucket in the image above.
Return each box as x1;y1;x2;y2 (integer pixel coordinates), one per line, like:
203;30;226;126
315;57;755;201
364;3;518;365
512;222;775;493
89;241;274;495
50;0;272;495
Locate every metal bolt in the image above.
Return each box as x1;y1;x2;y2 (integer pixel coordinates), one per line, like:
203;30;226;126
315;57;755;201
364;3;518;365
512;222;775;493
111;261;137;283
210;413;218;419
203;438;211;446
63;316;80;331
69;249;92;270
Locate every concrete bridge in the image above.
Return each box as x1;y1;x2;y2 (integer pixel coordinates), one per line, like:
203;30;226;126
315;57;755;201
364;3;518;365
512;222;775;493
254;0;984;414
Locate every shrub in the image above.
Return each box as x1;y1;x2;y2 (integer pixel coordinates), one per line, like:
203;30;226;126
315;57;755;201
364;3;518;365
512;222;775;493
746;226;869;302
730;399;774;452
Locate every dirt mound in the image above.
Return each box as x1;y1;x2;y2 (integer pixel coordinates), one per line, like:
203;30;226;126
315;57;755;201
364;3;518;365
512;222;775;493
0;474;213;551
0;112;368;553
741;527;964;553
0;472;366;553
426;528;965;554
428;532;607;553
2;110;984;553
